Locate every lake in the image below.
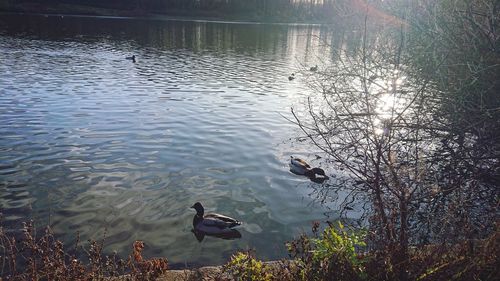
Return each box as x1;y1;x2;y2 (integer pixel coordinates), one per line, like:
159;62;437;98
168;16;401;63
0;13;352;267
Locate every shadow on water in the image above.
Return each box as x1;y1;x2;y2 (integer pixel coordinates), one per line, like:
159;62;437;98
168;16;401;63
0;13;321;53
0;12;367;56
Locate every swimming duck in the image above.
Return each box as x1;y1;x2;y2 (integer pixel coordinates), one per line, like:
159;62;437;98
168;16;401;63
310;65;318;72
288;73;295;81
126;55;136;62
191;202;241;234
289;156;328;181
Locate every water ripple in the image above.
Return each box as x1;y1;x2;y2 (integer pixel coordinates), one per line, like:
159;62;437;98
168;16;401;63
0;14;341;266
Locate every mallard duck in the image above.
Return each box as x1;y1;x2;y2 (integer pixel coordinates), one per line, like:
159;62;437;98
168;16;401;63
191;202;241;234
126;55;136;62
288;73;295;81
310;65;318;72
289;156;328;181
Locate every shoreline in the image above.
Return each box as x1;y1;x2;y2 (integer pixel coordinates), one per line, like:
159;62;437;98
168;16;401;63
0;4;328;26
112;260;291;280
0;11;324;26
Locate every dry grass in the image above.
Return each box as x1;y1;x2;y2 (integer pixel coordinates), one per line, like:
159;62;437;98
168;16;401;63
0;220;167;280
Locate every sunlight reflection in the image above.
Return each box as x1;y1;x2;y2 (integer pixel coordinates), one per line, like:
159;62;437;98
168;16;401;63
372;73;408;136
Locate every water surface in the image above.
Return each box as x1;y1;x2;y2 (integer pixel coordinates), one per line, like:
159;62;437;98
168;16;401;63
0;13;347;266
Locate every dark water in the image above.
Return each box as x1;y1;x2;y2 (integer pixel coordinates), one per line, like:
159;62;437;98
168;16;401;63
0;13;349;267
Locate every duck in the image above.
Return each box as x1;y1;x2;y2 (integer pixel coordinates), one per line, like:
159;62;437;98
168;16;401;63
191;202;241;235
309;65;318;72
288;73;295;81
125;55;136;63
289;156;329;182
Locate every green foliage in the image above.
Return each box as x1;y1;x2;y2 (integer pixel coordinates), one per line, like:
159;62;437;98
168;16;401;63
223;251;272;281
287;222;368;281
310;222;367;276
286;222;499;281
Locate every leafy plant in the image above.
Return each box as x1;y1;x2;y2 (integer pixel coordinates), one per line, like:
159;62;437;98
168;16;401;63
311;222;367;277
222;250;272;281
287;221;368;281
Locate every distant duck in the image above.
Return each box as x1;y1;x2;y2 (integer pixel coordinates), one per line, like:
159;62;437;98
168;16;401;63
191;202;241;235
126;55;136;62
288;73;295;81
289;156;329;182
309;65;318;72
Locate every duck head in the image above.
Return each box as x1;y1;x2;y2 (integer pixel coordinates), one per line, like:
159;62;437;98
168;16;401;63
304;168;329;182
311;167;327;177
191;202;204;216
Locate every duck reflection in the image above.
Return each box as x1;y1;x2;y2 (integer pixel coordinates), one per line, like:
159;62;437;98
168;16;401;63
309;176;329;184
191;228;242;242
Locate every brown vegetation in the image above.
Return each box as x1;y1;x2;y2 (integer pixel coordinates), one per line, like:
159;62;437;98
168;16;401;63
0;1;497;280
222;223;499;281
289;0;498;280
0;220;167;280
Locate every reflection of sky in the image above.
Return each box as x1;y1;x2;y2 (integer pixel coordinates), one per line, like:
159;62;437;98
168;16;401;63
0;14;365;266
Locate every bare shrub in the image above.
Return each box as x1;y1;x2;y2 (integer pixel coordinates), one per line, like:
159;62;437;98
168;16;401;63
290;1;499;279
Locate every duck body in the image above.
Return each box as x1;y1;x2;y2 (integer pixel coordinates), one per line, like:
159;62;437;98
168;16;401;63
289;157;311;175
126;55;136;62
191;202;241;235
289;156;329;182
